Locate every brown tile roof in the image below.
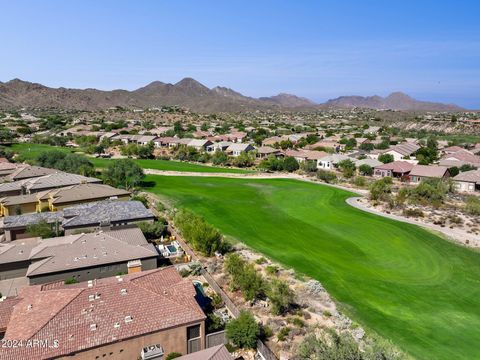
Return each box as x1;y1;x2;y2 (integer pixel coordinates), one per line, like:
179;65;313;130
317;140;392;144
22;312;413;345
50;183;130;205
0;297;22;331
0;267;205;359
409;165;449;178
6;166;58;181
177;344;232;360
387;143;421;156
374;161;414;173
26;227;157;277
441;150;480;166
453;169;480;183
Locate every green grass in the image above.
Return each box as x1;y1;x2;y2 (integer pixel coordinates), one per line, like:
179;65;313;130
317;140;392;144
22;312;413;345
437;134;480;144
9;143;252;174
144;175;480;360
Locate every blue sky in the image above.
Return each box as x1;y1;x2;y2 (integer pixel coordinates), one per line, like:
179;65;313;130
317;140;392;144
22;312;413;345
1;0;479;108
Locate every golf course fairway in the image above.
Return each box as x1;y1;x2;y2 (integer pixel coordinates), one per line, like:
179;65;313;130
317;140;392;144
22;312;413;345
145;175;480;360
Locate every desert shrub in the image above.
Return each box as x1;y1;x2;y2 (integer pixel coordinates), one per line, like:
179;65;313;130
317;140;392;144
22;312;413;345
317;169;337;183
338;159;356;178
466;196;480;216
277;327;290;341
225;311;259;349
137;220;167;240
353;176;366;187
267;280;295;315
174;209;222;256
402;208;424;218
265;265;278;276
255;257;267;264
359;164;374;176
131;194;149;207
378;153;394;164
224;253;266;301
369;177;393;201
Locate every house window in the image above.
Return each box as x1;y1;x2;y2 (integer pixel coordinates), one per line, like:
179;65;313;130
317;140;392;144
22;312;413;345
187;324;201;353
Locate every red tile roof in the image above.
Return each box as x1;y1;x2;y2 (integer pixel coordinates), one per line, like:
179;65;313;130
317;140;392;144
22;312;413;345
0;267;205;360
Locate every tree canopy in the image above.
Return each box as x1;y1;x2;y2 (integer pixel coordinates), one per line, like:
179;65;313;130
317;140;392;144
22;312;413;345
102;158;145;190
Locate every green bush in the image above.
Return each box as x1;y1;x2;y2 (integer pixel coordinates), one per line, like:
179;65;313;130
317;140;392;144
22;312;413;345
317;169;337;183
369;177;393;201
64;277;78;285
378;153;394;164
26;220;56;238
277;327;290;341
225;311;260;349
138;220;167;240
267;279;295;315
359;164;374;176
225;253;266;301
174;209;222;256
165;352;182;360
265;265;278;276
466;196;480;216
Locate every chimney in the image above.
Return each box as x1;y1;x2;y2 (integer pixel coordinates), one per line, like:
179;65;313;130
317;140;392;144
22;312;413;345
127;259;142;274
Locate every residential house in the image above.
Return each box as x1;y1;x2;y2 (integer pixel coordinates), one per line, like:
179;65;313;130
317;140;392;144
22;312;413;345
442;146;465;155
0;267;206;359
174;345;232;360
373;161;414;178
256;146;284;159
0;227;158;284
354;158;383;168
409;165;450;183
1;200;154;241
261;136;287;147
305;140;343;152
47;183;131;211
226;143;255;157
439;149;480;168
226;131;247;143
206;141;232;153
317;154;350;170
382;143;421;161
285;150;327;163
1;165;58;182
0;173;102;197
187;139;214;152
0;191;51;217
453;169;480;193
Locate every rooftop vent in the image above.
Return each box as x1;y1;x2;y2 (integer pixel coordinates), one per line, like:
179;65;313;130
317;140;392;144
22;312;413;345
87;280;93;288
114;322;120;329
27;304;33;311
90;324;97;331
120;288;127;295
124;315;133;323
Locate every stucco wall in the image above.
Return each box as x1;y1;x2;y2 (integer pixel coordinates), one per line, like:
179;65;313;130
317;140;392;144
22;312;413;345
59;321;205;360
29;257;158;285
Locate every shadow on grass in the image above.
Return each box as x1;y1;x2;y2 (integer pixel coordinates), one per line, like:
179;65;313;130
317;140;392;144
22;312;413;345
140;180;157;188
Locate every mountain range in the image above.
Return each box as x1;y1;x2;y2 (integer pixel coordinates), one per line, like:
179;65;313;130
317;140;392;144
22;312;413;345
0;78;463;112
